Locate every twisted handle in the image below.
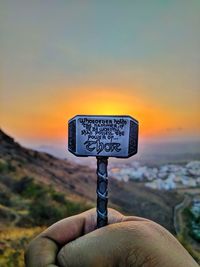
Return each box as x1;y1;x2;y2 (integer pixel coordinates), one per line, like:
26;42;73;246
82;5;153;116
96;156;108;228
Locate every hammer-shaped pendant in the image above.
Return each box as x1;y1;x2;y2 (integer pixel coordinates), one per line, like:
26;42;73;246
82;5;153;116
68;115;139;228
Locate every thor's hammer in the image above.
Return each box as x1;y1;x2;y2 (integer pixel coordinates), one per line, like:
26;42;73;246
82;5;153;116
68;115;138;228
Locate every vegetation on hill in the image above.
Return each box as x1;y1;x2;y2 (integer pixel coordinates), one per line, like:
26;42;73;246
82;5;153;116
0;157;89;267
176;203;200;264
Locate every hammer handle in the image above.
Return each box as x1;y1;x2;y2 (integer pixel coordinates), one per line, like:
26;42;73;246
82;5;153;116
96;157;108;228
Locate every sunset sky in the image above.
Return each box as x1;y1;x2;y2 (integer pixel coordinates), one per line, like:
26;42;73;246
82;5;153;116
1;1;200;157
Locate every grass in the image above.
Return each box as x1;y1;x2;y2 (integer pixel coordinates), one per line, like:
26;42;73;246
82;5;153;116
177;233;200;264
0;227;44;267
177;206;200;264
0;160;90;266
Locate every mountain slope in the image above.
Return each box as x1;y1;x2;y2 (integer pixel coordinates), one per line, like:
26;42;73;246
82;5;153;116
0;129;182;232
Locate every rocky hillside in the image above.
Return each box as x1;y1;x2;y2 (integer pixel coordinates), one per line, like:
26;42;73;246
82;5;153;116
0;129;182;232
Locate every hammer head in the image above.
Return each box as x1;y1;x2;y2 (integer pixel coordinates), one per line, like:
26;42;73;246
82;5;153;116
68;115;138;158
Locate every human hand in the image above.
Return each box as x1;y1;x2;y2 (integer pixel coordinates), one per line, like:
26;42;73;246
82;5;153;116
25;208;198;267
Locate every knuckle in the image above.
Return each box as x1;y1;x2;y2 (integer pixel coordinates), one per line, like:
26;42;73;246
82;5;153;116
125;247;140;266
125;247;158;267
124;220;167;242
142;220;165;235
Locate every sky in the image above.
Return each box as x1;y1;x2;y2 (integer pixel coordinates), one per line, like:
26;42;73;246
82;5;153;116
1;0;200;158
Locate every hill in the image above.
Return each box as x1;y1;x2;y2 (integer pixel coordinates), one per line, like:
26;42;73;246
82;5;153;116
0;129;182;266
0;129;182;229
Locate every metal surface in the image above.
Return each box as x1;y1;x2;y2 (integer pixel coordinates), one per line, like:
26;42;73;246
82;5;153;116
68;115;138;158
96;157;108;228
68;115;139;228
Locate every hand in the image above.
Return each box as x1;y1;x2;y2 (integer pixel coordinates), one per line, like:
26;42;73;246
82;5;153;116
25;208;198;267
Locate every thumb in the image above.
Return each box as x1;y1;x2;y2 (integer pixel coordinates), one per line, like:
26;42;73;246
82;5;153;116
57;221;136;267
57;220;198;267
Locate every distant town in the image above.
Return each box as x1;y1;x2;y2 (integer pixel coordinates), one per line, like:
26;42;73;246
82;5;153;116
110;160;200;250
110;161;200;191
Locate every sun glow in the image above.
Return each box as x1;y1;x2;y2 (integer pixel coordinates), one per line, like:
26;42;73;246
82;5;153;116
57;87;173;139
3;85;194;142
66;88;136;115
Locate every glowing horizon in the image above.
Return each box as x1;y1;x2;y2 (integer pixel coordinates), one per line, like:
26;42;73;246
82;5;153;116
1;85;199;143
